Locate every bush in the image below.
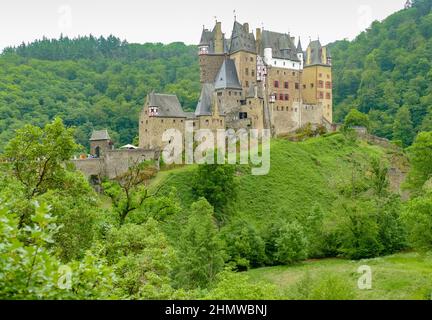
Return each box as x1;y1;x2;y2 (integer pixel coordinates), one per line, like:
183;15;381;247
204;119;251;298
205;271;278;300
328;199;383;260
221;220;266;270
175;199;225;289
275;221;309;264
402;192;432;251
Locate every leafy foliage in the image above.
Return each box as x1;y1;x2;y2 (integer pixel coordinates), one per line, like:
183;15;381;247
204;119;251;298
192;164;238;223
0;37;200;151
331;1;432;144
175;199;225;289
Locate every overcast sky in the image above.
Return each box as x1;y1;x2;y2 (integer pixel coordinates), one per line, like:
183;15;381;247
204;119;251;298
0;0;407;50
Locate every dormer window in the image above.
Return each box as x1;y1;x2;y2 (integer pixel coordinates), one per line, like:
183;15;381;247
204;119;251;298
199;46;209;55
149;107;159;117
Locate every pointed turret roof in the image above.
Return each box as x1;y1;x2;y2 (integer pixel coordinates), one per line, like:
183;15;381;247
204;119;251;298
195;83;215;116
230;21;256;54
297;38;303;53
214;59;242;90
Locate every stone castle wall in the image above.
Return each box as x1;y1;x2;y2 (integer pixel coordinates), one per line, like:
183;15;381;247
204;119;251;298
199;54;226;84
72;149;159;179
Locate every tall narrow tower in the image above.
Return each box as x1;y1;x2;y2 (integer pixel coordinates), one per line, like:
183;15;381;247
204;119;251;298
301;40;333;124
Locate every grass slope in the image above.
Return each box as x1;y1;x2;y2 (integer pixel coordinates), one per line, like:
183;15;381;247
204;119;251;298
246;252;432;300
155;133;386;236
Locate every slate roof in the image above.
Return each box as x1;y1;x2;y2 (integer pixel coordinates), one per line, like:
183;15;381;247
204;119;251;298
229;21;256;54
148;92;186;118
260;30;299;61
307;40;323;65
297;38;303;53
306;40;331;66
214;59;242;90
90;129;111;141
195;83;215;116
198;27;230;54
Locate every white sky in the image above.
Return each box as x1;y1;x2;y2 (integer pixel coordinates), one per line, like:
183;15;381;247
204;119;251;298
0;0;407;50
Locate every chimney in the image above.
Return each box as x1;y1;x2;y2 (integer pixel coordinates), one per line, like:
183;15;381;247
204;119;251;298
256;28;262;54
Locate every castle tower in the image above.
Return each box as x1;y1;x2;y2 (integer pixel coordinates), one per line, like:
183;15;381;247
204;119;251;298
89;130;113;158
229;21;257;94
302;40;333;124
198;22;227;84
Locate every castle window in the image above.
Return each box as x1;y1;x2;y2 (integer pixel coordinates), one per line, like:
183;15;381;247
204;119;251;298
292;72;296;76
326;81;332;89
319;73;323;78
327;74;330;79
284;82;289;89
295;83;299;89
284;94;289;101
276;106;279;111
146;120;148;124
239;112;248;119
310;83;314;88
229;91;232;96
218;92;222;96
318;80;324;88
326;93;331;99
250;57;253;62
295;108;298;112
206;120;209;125
141;121;143;124
279;94;284;100
318;91;324;99
173;119;176;123
181;120;184;123
145;129;147;132
220;120;223;125
281;107;284;111
252;70;255;77
274;81;279;88
246;68;249;76
161;119;164;123
303;84;306;89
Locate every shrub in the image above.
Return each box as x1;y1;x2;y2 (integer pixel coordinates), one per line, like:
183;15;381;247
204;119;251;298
205;271;278;300
275;221;308;264
221;220;266;270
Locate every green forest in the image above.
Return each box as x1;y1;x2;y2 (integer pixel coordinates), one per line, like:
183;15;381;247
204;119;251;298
331;0;432;146
0;37;200;150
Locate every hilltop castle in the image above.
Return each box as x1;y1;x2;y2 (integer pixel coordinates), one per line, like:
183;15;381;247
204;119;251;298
139;20;333;149
74;20;334;179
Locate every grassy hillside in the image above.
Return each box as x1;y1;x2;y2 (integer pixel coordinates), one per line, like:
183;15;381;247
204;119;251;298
154;133;401;239
246;252;432;300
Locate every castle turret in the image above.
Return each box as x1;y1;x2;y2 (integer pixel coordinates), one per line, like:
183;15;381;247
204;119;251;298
89;130;113;158
302;40;333;124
